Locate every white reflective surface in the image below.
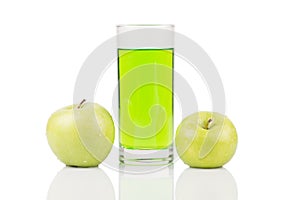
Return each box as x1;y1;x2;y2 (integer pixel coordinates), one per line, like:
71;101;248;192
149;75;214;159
119;165;173;200
176;168;237;200
47;167;115;200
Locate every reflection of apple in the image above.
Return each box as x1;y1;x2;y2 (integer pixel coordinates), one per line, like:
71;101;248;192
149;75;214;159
175;112;237;168
48;167;115;200
176;168;237;200
46;100;115;167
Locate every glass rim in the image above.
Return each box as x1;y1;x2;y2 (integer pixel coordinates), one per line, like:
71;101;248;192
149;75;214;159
117;24;174;28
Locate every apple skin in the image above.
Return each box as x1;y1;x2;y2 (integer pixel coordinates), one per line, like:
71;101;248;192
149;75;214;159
46;102;115;167
175;112;237;168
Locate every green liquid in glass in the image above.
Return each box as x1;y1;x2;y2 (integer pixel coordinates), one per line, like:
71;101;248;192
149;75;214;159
118;48;173;150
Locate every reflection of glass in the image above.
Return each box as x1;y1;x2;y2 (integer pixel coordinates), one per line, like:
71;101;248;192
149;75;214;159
47;167;115;200
119;165;173;200
117;25;174;165
176;168;237;200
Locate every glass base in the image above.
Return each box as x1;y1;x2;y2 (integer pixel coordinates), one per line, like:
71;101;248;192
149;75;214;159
119;146;173;166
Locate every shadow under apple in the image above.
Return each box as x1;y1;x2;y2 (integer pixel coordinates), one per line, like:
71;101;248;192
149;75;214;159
47;167;115;200
176;167;237;200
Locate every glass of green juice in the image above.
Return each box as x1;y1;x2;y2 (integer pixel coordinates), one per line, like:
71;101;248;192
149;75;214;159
117;24;174;165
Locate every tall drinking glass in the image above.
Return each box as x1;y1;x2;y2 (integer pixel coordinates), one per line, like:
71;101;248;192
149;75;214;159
117;25;174;165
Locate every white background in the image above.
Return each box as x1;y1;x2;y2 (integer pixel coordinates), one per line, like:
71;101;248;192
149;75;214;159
1;0;300;199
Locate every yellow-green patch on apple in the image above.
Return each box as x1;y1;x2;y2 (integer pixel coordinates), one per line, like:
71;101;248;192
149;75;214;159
175;112;237;168
46;100;115;167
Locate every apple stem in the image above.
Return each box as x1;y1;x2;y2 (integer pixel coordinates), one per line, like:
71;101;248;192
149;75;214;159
77;99;86;109
206;118;213;129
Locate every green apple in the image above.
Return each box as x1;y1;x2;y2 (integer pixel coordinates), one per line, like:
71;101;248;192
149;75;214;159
46;100;115;167
175;112;237;168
